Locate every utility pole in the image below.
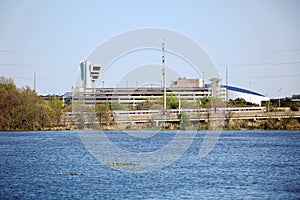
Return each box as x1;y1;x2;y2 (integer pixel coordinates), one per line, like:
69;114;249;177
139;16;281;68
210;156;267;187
162;39;167;115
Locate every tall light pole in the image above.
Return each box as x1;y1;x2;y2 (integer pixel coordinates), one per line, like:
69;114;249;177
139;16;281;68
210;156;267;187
278;88;282;108
266;93;270;112
162;39;167;115
249;82;252;103
225;67;228;105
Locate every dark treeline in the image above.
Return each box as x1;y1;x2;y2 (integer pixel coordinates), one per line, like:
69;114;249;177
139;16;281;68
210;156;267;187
0;77;64;131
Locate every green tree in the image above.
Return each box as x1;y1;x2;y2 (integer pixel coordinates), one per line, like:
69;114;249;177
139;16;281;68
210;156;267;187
199;97;225;108
199;97;211;108
228;98;252;107
178;111;190;130
164;93;179;109
111;102;127;110
181;100;199;109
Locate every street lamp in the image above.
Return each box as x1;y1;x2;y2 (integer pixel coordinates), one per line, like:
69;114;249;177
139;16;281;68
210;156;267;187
249;82;252;103
278;88;282;108
266;93;270;112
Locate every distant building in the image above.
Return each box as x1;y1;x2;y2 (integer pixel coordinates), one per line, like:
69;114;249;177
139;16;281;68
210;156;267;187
72;78;268;107
223;85;269;105
170;77;204;88
71;61;269;108
79;60;101;88
292;94;300;101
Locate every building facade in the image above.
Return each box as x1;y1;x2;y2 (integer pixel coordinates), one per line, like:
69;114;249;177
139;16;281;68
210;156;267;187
72;61;269;109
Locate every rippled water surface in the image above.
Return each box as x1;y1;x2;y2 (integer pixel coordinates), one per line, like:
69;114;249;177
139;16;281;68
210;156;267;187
0;130;299;199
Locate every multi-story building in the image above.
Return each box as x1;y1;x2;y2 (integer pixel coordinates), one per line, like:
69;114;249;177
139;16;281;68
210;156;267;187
71;60;269;110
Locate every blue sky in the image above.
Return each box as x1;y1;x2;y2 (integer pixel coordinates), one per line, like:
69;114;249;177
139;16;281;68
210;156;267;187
0;0;299;98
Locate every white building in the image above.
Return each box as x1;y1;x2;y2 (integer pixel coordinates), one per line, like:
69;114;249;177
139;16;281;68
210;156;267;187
80;60;101;88
223;85;270;106
74;62;269;106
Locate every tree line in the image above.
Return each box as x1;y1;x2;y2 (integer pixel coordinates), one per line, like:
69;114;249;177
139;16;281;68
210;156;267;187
0;77;64;131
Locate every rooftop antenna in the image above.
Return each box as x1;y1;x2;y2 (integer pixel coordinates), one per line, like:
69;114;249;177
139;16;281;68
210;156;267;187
162;39;166;115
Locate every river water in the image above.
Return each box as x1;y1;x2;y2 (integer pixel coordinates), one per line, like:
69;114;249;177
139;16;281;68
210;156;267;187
0;130;299;199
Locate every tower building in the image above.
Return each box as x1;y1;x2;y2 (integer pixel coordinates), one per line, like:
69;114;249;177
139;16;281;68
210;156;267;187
80;60;101;88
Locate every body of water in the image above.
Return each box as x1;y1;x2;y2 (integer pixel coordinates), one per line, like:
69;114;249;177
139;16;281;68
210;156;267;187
0;130;299;199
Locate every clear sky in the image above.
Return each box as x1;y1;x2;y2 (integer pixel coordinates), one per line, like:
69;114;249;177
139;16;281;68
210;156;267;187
0;0;299;98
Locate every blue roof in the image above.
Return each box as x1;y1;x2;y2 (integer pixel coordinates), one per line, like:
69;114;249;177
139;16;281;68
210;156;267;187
205;84;265;97
222;85;265;97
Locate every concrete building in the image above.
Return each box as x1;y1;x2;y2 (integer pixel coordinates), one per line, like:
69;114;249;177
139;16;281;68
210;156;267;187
170;77;204;88
72;78;268;107
72;86;210;106
80;60;101;88
72;60;269;108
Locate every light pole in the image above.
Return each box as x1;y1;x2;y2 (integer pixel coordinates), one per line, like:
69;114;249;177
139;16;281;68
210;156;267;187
266;93;270;112
162;39;166;115
278;88;282;108
249;82;252;103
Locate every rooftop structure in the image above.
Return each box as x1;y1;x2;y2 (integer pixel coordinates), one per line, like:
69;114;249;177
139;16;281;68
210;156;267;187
170;77;204;88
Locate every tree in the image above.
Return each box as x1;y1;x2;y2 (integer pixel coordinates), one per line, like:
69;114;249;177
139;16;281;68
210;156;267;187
95;103;112;127
178;111;190;130
111;102;127;110
18;87;38;130
76;113;85;129
47;95;64;126
228;98;253;107
0;77;66;130
37;101;52;128
199;97;225;108
181;99;199;109
0;77;21;130
199;97;211;108
165;93;179;109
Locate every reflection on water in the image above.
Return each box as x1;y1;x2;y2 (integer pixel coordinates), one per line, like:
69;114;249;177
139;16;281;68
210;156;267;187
0;130;299;199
